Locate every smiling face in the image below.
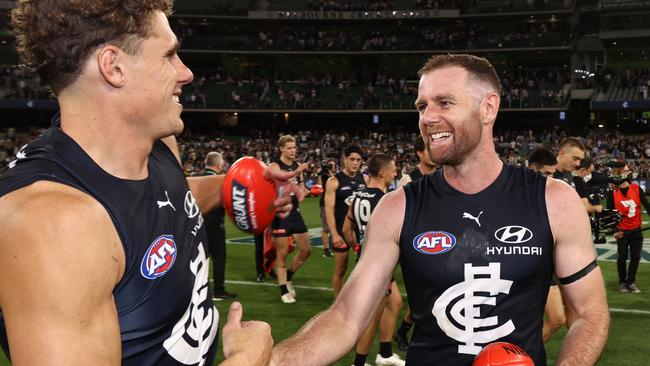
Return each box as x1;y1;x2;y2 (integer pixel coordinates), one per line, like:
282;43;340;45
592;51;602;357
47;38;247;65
121;11;193;139
415;66;486;167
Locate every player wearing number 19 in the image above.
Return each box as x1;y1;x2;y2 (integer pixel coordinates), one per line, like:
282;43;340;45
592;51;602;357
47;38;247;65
271;54;609;366
342;153;404;366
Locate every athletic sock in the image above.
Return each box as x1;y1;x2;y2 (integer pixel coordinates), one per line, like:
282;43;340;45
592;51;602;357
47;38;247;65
280;284;289;295
379;342;392;358
353;353;368;366
287;270;294;281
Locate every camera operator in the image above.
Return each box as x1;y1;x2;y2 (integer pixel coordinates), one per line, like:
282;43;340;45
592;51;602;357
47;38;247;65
575;158;604;214
607;161;650;294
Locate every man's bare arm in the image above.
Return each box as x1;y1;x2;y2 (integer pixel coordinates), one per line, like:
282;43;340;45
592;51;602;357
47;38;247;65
271;189;404;366
342;203;358;247
547;179;609;366
324;176;341;239
0;182;124;365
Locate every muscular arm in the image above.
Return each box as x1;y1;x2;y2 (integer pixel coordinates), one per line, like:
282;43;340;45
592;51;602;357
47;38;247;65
0;182;124;365
325;176;340;238
547;180;609;366
271;190;403;366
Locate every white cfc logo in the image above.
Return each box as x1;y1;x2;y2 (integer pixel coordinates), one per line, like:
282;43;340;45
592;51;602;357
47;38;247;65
432;263;515;355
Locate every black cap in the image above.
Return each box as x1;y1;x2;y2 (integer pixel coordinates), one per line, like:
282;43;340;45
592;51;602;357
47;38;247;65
606;159;626;169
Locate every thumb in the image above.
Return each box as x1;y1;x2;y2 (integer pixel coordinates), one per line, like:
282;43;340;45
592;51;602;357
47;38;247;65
226;301;243;328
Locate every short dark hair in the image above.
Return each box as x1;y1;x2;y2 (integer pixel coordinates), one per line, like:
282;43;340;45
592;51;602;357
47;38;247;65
367;153;393;177
418;54;501;94
414;137;426;153
343;144;363;158
11;0;173;94
579;157;593;170
528;149;557;168
559;137;585;152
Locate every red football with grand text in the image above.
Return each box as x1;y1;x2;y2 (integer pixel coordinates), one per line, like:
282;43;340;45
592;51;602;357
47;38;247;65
472;342;535;366
222;157;277;234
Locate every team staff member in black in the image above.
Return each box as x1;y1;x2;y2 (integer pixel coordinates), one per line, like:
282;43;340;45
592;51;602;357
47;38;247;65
343;153;404;366
269;135;312;304
607;161;650;293
271;54;609;366
0;1;297;364
318;158;337;258
553;137;585;189
203;152;236;300
325;144;369;297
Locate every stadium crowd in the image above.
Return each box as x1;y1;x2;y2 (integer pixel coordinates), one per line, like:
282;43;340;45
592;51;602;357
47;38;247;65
3;126;649;184
179;0;571;15
173;19;570;52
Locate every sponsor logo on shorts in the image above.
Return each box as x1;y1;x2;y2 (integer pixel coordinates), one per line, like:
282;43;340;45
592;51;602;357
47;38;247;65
141;235;177;279
413;231;457;255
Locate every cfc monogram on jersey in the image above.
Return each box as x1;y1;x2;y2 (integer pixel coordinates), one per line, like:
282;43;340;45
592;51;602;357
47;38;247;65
399;165;553;366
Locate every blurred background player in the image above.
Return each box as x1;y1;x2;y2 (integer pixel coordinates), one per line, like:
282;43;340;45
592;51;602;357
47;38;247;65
269;135;312;303
607;161;650;293
527;148;558;177
397;137;437;187
553;137;586;188
203;151;237;300
325;144;368;297
393;136;438;352
343;153;404;366
318;158;338;257
527;148;565;342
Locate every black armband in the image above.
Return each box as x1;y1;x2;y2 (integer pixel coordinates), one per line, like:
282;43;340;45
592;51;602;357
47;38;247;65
558;259;598;285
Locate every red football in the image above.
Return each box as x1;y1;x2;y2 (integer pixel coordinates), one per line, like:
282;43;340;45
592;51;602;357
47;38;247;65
222;157;277;234
473;342;534;366
310;184;324;197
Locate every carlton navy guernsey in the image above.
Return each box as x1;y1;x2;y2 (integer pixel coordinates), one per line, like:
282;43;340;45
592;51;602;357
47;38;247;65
275;158;301;214
350;187;384;244
334;171;366;233
0;117;218;366
399;164;553;366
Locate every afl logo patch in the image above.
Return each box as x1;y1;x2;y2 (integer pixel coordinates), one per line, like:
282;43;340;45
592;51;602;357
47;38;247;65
141;235;177;280
494;226;533;244
413;231;456;255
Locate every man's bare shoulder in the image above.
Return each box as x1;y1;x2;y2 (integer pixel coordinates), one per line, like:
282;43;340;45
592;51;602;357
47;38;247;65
0;181;125;284
0;180;109;225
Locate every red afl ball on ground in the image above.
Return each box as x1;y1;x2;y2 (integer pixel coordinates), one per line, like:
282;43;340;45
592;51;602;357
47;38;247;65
222;157;277;234
472;342;534;366
310;184;324;197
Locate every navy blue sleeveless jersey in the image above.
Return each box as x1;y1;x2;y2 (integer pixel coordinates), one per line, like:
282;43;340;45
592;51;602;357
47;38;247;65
275;158;301;214
334;171;366;233
399;165;553;366
0;118;218;365
350;187;384;244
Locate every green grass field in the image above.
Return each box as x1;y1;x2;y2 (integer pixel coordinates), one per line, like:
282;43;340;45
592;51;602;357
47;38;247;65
1;197;649;365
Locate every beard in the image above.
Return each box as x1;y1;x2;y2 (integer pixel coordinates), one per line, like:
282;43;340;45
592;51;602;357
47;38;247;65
425;114;482;166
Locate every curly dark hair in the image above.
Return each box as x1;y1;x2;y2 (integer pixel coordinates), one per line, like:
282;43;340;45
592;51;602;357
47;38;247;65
11;0;173;94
